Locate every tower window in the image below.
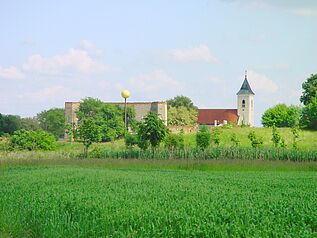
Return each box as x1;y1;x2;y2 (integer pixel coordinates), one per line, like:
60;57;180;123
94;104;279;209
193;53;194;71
242;100;245;108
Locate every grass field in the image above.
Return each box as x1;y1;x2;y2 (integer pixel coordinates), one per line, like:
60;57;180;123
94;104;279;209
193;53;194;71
0;159;316;237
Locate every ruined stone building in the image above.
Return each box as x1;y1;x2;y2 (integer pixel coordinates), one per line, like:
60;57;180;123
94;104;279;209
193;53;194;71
65;101;167;134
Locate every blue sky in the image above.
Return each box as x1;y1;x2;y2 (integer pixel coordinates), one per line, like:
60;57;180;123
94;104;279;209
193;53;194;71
0;0;316;126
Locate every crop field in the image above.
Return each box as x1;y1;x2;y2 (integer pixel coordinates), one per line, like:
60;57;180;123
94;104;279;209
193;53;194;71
0;161;316;237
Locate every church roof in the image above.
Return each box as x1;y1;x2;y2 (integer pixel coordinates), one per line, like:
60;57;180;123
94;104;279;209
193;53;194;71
237;72;255;95
197;109;238;125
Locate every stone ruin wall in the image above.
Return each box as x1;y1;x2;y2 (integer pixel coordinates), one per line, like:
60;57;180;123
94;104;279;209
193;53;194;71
65;101;167;139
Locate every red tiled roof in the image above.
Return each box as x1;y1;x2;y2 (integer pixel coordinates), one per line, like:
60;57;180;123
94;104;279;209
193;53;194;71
198;109;238;125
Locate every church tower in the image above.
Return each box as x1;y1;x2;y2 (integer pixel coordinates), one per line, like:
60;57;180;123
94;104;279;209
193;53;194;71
237;70;255;126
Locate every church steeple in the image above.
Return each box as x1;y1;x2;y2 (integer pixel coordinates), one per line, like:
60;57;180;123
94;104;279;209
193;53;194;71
237;70;255;127
237;70;255;95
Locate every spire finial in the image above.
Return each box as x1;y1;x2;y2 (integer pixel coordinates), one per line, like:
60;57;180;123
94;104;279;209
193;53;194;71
245;70;247;80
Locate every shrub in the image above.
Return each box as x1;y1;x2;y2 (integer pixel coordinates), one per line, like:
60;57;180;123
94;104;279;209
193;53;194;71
10;130;56;151
124;133;138;149
196;126;211;150
211;128;221;146
230;133;240;146
248;131;263;148
271;125;281;147
164;132;185;149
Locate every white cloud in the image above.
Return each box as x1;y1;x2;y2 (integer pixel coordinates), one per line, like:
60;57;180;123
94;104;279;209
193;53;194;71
225;0;317;17
0;66;24;79
288;8;317;17
18;85;81;103
247;70;278;94
81;40;94;49
23;48;117;75
169;45;218;63
129;70;182;93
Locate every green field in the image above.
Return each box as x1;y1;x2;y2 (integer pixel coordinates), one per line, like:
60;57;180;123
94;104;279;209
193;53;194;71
0;160;316;237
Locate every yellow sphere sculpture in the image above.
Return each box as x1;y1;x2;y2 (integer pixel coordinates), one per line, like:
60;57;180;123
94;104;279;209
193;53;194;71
121;90;130;99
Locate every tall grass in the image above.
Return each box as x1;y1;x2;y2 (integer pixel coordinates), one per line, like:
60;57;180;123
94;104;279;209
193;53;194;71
89;147;317;162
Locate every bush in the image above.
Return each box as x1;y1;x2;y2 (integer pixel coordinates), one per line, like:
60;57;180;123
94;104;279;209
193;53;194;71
196;126;211;150
211;128;221;146
164;132;185;149
261;104;301;128
248;131;263;148
10;130;56;151
124;133;138;149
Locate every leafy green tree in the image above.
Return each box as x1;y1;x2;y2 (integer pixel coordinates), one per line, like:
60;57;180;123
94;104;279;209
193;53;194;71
21;117;41;131
77;118;102;157
137;112;168;149
77;98;129;142
10;129;56;151
168;106;197;126
37;108;65;139
301;96;317;130
300;73;317;106
196;126;211;150
248;131;263;148
124;133;138;149
167;95;197;110
0;114;22;135
261;104;301;128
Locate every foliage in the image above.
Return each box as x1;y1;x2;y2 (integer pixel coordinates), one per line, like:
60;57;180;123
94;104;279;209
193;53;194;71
37;108;65;139
230;133;240;146
124;133;138;149
300;73;317;106
211;128;221;146
21;117;41;131
301;96;317;130
137;112;168;149
248;131;263;148
0;135;10;151
196;126;211;150
77;97;130;142
261;104;301;128
167;95;197;110
271;125;281;147
164;131;185;149
167;106;197;126
0;114;23;135
77;118;102;157
291;127;300;149
10;129;56;151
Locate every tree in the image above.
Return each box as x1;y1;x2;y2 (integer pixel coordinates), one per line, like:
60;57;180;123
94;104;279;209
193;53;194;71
0;115;22;135
77;118;102;157
300;73;317;106
21;117;41;131
261;104;301;128
164;130;185;149
167;95;197;110
196;126;211;150
77;97;129;142
137;112;168;149
301;96;317;130
37;108;65;139
291;127;300;149
167;96;197;126
168;106;197;126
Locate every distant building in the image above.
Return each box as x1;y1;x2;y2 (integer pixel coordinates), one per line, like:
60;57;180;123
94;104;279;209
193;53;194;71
64;101;167;139
197;71;255;126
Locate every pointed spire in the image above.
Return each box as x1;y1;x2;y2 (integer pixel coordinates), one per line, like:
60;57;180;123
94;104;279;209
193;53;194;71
237;70;255;95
